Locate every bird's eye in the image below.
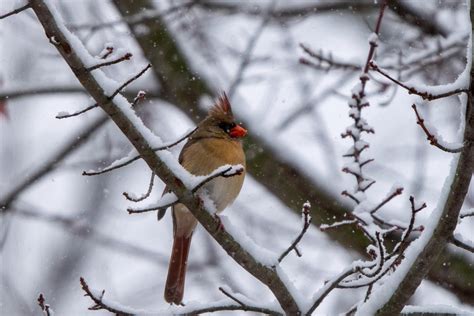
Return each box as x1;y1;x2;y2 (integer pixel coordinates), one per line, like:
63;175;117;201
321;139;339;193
218;122;236;133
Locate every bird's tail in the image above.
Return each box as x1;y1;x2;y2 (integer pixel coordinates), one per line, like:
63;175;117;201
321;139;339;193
164;234;192;304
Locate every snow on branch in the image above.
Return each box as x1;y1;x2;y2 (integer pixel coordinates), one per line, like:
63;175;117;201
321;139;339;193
278;201;312;263
56;63;151;119
28;0;301;313
369;61;469;101
411;104;463;153
358;20;474;316
86;52;132;71
82;127;197;176
126;164;245;215
123;172;155;202
80;277;283;315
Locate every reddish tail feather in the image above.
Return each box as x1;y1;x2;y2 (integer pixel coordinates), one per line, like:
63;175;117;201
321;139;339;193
164;235;192;304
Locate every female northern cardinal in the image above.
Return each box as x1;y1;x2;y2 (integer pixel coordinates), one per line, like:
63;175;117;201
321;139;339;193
162;93;247;304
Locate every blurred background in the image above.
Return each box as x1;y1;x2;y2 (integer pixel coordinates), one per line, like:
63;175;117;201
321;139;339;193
0;0;473;314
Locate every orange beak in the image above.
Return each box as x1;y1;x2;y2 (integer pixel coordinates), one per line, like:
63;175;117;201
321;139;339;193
229;124;247;138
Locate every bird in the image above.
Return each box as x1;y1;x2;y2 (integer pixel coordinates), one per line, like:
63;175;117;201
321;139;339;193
160;93;247;305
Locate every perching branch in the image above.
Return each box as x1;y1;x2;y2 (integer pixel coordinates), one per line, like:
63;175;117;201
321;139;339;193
29;1;300;313
127;165;244;214
411;104;463;153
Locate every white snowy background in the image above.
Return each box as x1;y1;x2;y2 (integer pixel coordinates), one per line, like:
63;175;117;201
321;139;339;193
0;0;473;315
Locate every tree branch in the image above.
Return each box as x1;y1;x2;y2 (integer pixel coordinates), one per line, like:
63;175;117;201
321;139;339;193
0;3;30;20
29;1;300;313
411;104;463;153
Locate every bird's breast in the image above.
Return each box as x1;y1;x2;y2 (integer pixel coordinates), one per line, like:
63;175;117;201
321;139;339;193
180;137;246;212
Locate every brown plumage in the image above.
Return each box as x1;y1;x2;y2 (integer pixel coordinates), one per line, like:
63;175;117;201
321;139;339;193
163;93;247;304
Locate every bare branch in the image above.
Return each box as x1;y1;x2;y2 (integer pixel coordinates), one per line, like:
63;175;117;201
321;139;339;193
80;278;133;315
0;115;109;213
86;52;132;71
411;104;463;153
300;44;360;72
460;211;474;219
0;3;30;20
227;1;274;98
219;287;245;307
450;235;474;253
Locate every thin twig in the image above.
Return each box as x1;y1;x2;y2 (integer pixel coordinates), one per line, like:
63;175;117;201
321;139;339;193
219;287;245;306
278;202;312;263
127;198;177;214
37;293;52;316
369;187;404;214
460;211;474;219
300;44;360;72
80;278;134;315
86;52;132;71
0;3;30;19
123;172;155;202
56;63;151;119
450;236;474;253
305;267;358;315
370;62;469;100
82;127;197;176
227;0;275;98
411;104;463;153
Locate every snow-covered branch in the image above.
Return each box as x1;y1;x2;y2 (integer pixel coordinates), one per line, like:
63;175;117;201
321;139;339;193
370;61;469;101
82;127;197;176
358;11;474;316
411;104;463;153
278;201;312;263
28;0;301;313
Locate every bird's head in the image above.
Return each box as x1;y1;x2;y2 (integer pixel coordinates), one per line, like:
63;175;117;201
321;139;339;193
197;93;247;140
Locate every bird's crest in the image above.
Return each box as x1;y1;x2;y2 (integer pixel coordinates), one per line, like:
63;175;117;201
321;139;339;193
209;92;233;118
